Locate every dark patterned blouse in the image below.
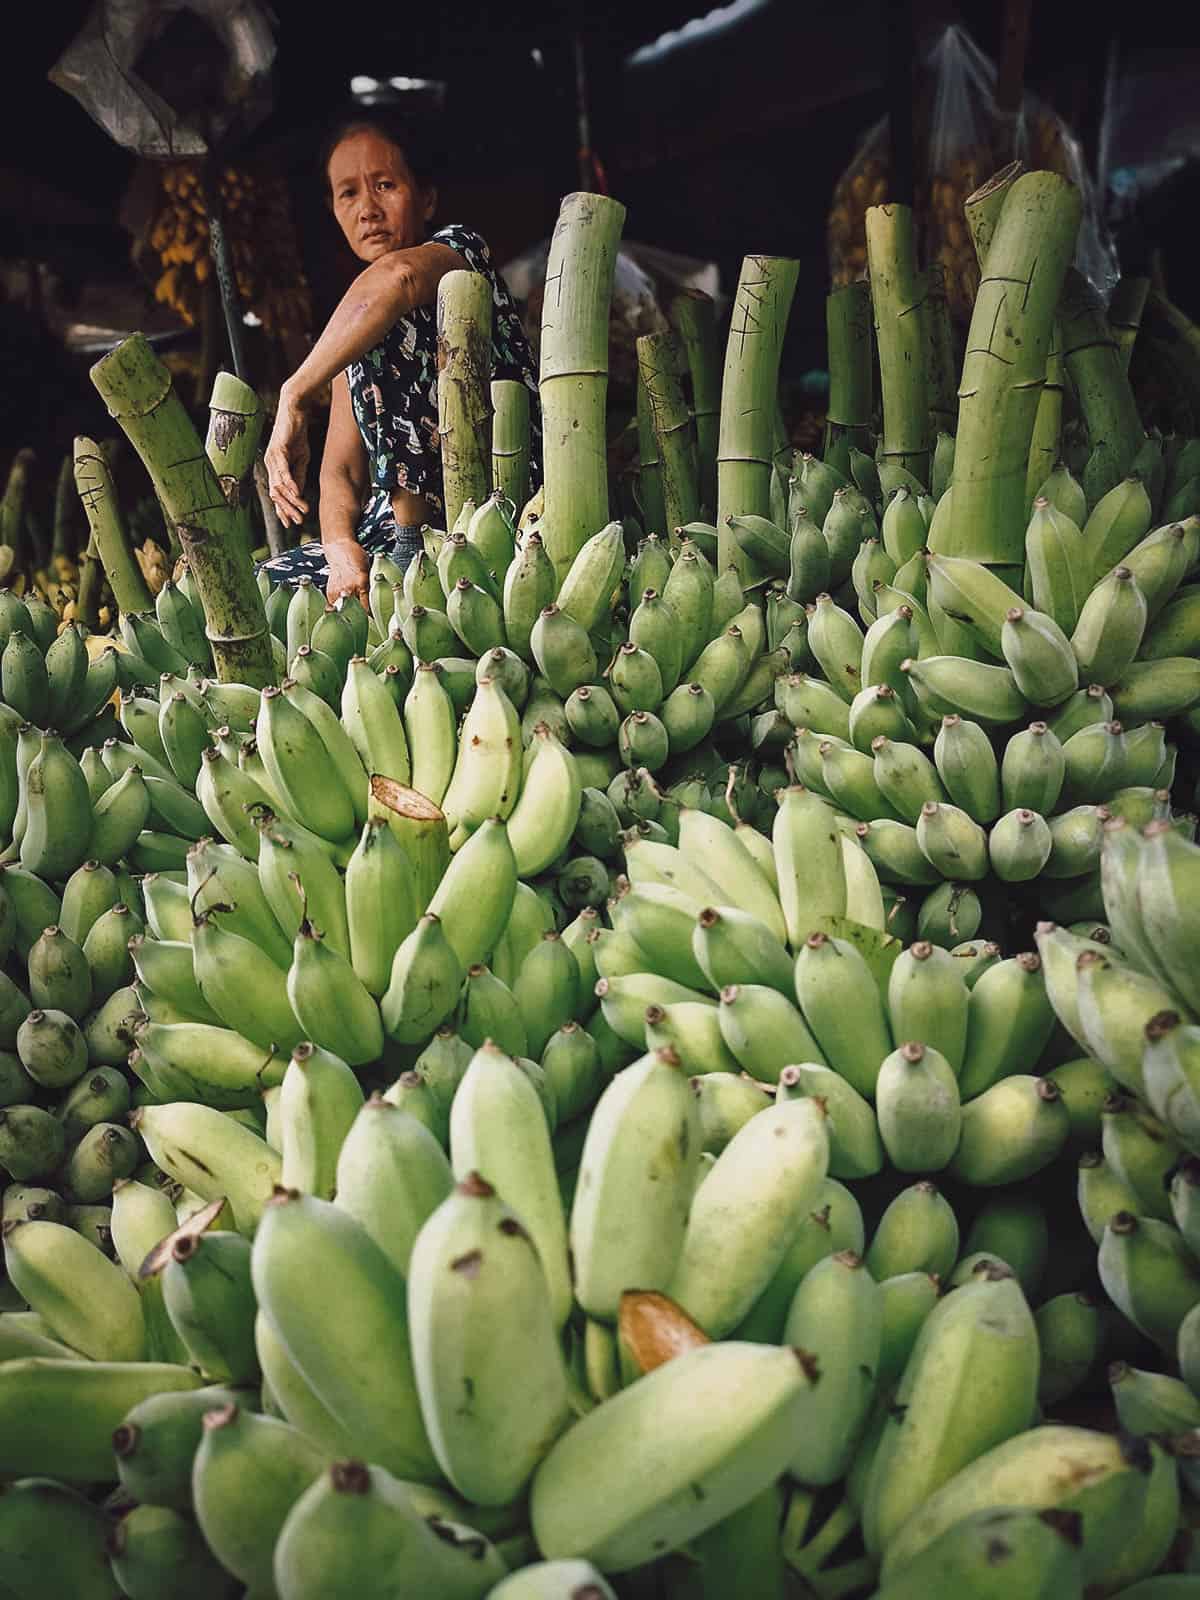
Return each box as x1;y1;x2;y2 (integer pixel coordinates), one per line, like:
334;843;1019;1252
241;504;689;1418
346;223;541;542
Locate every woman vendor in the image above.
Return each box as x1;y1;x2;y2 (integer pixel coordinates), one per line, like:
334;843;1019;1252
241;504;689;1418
262;111;540;606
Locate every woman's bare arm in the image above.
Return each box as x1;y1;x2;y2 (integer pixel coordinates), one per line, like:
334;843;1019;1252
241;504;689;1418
265;239;463;523
287;239;464;409
318;374;372;607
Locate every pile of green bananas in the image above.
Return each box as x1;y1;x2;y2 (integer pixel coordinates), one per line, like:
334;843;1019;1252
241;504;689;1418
7;436;1200;1597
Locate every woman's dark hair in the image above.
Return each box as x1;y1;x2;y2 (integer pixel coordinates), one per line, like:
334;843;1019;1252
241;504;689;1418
318;108;444;196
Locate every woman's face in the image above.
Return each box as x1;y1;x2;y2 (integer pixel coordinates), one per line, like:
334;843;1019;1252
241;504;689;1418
327;130;436;262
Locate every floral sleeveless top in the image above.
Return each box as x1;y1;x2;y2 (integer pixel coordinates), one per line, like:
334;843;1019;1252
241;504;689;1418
346;223;541;543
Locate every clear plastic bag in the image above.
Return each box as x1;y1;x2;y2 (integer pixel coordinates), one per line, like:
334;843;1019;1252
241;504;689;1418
828;23;1117;320
49;0;276;159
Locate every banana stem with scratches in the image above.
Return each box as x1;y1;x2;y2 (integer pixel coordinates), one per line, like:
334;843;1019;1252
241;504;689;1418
933;171;1082;565
72;436;152;615
637;331;700;549
1058;266;1144;505
669;288;722;515
716;253;799;578
437;270;493;539
866;203;931;488
824;280;875;472
538;191;627;581
206;370;264;567
89;334;275;687
491;379;531;513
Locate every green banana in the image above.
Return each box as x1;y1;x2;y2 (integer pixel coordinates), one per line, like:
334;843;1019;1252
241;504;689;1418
1102;1092;1181;1220
863;1262;1040;1557
0;1477;122;1600
449;1041;571;1326
20;733;93;881
440;676;522;847
271;1458;508;1600
794;931;892;1098
932;714;1002;822
340;656;411;785
158;1227;257;1384
903;655;1028;727
108;1501;239;1600
1026;495;1089;633
773;786;847;945
287;919;384;1067
408;1172;571;1504
958;953;1056;1099
513;932;580;1060
665;1096;829;1337
192;1401;328;1596
785;1250;882;1485
191;912;304;1053
381;913;464;1045
528;1342;815;1572
4;1215;143;1360
717;982;828;1082
878;1425;1154;1586
875;1042;962;1172
778;1062;883;1177
1071;565;1148;685
886;939;968;1074
870;1506;1086;1600
925;553;1026;658
570;1045;698;1321
949;1075;1070;1186
865;1181;959;1281
334;1093;453;1276
251;1190;439;1479
28;924;91;1019
255;816;350;958
132;1102;281;1234
277;1042;363;1200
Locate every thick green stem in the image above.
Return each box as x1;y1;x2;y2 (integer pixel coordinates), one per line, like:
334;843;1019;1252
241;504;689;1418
89;334;275;687
924;264;958;438
53;451;81;560
1109;276;1151;374
637;331;700;548
1058;266;1144;499
76;540;104;630
865;204;930;487
824;281;875;465
491;379;531;512
932;171;1082;564
964;160;1025;266
73;436;152;615
1026;327;1065;509
0;448;34;568
539;192;627;580
669;288;722;515
437;269;493;538
635;356;666;537
206;371;264;566
716;254;800;577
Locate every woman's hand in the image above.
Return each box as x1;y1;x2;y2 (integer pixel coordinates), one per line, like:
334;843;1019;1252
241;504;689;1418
264;386;312;527
323;536;371;609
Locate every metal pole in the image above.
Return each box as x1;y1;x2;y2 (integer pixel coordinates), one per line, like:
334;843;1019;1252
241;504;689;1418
202;157;249;381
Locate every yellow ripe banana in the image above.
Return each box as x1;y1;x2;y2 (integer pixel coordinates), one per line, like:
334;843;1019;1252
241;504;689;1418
407;1172;572;1504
